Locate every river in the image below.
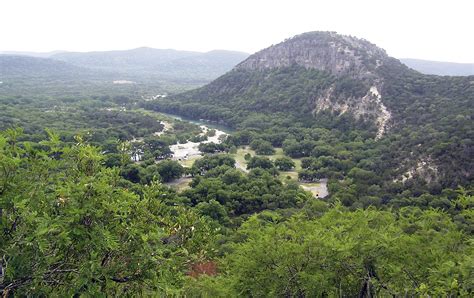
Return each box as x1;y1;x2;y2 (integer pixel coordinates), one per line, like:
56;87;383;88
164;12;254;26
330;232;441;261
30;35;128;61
169;125;227;161
159;113;232;162
160;112;328;198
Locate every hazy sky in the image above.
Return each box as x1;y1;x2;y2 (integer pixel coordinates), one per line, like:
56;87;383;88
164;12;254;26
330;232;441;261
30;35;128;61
1;0;473;62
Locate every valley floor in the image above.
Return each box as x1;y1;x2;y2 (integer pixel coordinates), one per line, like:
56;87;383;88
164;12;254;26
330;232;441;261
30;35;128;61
150;116;329;198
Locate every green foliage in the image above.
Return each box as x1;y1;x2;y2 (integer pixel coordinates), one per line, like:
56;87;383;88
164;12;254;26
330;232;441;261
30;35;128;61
247;156;274;170
145;66;335;126
183;162;310;217
0;95;164;143
1;129;472;296
198;142;227;154
283;138;317;158
196;199;230;225
249;139;275;155
0;131;216;295
190;154;235;176
191;206;473;297
1;36;473;295
156;160;184;182
274;156;296;171
143;58;473;205
142;136;173;160
189;134;208;143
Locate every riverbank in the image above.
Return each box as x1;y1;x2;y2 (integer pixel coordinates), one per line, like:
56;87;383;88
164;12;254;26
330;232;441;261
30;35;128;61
138;109;328;198
169;125;227;162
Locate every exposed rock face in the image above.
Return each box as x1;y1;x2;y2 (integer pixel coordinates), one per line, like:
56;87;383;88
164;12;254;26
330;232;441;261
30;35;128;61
395;157;439;184
236;31;388;79
313;84;391;138
369;86;391;139
237;31;393;137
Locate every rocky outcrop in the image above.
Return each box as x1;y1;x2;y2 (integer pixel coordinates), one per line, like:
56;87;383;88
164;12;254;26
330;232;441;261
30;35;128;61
236;31;389;80
314;84;391;138
395;157;439;184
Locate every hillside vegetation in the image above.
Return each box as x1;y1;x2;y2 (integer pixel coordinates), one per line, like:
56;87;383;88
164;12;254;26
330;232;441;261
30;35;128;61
145;31;473;203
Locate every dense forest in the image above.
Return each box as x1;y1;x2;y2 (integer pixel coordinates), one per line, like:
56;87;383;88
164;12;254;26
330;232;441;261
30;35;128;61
1;31;473;296
1;130;473;296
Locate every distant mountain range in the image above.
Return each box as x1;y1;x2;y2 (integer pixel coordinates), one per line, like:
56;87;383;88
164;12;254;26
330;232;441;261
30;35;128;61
0;55;101;79
400;58;474;76
2;47;472;85
0;48;249;87
52;48;249;81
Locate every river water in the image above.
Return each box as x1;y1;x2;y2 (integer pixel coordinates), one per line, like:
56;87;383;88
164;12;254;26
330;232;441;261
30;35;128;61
158;112;231;161
170;125;227;160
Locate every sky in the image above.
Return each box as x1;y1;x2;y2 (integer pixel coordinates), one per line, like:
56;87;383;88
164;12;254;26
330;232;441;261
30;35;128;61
1;0;473;63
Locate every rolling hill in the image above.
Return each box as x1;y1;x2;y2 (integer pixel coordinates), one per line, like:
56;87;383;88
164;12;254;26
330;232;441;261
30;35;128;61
51;48;248;82
0;48;249;94
0;55;100;79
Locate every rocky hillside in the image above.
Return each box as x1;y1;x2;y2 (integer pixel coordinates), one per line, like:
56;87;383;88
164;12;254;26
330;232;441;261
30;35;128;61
234;32;411;137
236;32;389;79
156;32;416;136
146;31;473;187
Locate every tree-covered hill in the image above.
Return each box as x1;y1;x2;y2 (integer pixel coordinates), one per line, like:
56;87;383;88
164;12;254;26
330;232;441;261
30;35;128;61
144;31;474;195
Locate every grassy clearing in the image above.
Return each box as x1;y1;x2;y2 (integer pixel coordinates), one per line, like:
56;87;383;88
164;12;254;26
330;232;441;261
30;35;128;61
232;146;302;181
293;159;302;171
178;155;202;168
171;146;327;197
231;147;256;165
173;146;305;188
